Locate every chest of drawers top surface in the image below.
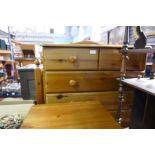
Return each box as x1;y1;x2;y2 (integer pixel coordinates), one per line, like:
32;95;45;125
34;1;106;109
42;43;124;48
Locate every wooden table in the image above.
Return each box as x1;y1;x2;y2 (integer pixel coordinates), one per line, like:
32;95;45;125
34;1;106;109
21;101;121;129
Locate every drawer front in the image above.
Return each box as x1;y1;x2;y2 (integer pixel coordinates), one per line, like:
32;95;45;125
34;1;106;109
99;48;147;71
46;91;133;127
46;92;119;105
43;47;99;70
44;71;120;93
99;48;121;70
45;91;133;110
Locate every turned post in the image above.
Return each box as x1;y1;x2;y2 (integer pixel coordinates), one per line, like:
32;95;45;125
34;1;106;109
116;26;129;124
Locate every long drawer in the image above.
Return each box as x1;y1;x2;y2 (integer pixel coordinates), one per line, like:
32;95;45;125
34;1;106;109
45;91;133;110
44;71;120;93
43;47;99;70
99;48;147;71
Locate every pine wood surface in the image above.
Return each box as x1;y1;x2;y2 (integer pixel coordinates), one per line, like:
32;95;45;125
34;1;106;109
43;47;99;70
45;91;133;109
99;48;147;71
35;67;44;104
43;43;133;48
21;101;121;129
44;70;144;93
44;71;119;93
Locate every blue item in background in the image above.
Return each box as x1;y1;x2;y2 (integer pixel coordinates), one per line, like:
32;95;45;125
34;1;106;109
145;65;151;77
0;39;7;50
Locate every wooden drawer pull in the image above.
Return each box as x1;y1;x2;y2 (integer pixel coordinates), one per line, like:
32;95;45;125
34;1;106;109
68;56;77;63
69;80;78;86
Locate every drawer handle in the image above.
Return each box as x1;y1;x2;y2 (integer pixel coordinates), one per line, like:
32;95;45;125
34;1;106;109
68;56;77;63
69;80;78;86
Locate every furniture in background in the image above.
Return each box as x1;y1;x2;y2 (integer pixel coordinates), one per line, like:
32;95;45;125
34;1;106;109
35;43;147;127
15;43;41;67
122;78;155;128
18;65;36;100
106;26;155;45
18;62;43;100
0;50;11;61
15;44;42;99
21;101;121;129
0;50;18;80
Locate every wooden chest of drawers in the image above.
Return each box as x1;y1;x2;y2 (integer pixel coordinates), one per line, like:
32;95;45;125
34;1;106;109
41;44;147;126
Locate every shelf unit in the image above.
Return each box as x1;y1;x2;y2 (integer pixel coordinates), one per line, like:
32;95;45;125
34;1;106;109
0;50;12;61
15;43;41;66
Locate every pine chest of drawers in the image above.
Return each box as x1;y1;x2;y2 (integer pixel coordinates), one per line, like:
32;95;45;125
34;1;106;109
42;44;147;124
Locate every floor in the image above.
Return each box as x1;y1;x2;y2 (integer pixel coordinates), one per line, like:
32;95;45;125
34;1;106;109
0;97;34;118
0;97;128;129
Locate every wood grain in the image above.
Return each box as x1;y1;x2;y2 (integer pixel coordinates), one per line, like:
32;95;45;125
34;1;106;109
99;48;147;71
34;67;44;104
45;91;133;110
43;47;99;70
44;71;120;93
43;43;133;48
21;101;121;129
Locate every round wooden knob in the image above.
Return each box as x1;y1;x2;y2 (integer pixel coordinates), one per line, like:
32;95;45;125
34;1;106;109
69;80;77;86
68;56;77;63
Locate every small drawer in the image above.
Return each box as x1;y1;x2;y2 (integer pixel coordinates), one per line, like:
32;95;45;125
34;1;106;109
99;48;121;70
44;71;120;93
99;48;147;71
43;47;99;70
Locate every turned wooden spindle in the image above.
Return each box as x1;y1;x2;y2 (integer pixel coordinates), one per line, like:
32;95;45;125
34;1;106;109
116;26;129;124
120;54;129;80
